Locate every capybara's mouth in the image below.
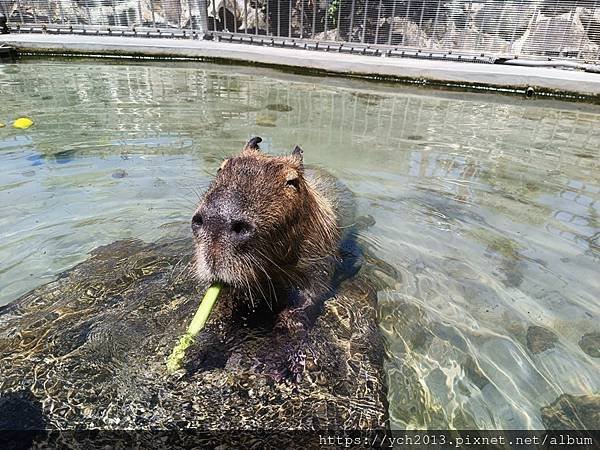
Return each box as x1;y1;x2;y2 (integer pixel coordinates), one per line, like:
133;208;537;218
207;268;234;286
205;260;233;285
196;248;258;290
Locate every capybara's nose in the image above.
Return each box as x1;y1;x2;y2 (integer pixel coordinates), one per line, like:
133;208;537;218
191;212;204;235
229;219;254;238
192;211;255;241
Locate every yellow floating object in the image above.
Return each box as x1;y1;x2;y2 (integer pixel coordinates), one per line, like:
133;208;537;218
13;117;34;129
0;122;5;128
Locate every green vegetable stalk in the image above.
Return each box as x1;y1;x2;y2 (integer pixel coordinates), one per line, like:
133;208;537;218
166;282;223;373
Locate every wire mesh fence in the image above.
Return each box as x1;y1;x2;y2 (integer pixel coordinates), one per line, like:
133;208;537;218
1;1;600;64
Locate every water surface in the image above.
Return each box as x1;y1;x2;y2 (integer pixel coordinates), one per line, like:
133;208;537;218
0;61;598;429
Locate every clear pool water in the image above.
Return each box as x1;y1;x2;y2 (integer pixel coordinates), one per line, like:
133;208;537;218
0;61;598;430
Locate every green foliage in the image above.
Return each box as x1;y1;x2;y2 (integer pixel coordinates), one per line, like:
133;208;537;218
327;0;342;27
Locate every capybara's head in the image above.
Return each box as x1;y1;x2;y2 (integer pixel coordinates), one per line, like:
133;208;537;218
192;137;339;293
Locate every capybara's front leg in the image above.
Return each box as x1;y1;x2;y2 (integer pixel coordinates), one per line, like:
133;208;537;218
263;290;322;382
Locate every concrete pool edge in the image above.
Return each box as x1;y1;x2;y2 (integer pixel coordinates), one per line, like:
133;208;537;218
2;34;600;102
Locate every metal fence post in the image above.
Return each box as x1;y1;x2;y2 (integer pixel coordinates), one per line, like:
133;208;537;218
196;0;209;36
324;0;329;38
374;0;382;44
15;0;24;24
45;0;52;25
244;0;248;34
387;0;397;45
0;11;8;34
361;0;368;43
150;0;157;28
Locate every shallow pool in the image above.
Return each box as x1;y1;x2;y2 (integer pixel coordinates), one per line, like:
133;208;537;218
0;61;598;430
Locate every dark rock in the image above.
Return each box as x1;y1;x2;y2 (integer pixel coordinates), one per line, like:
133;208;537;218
579;332;600;358
526;325;558;354
540;1;578;17
463;356;490;390
541;394;600;430
265;103;293;112
111;169;128;179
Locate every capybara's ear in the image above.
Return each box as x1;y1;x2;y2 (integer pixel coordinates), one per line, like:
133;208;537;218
242;136;262;153
291;145;304;164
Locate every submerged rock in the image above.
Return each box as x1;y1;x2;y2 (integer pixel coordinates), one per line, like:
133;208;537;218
265;103;293;112
111;169;128;179
0;237;387;431
526;325;558;354
578;332;600;358
541;394;600;430
255;112;277;127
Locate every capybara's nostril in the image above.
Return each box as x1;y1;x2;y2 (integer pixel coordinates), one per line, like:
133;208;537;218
191;213;203;234
230;220;254;237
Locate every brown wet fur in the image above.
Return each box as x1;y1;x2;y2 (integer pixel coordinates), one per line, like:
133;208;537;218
191;137;354;381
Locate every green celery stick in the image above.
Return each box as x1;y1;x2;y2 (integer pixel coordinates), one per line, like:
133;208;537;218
167;282;223;373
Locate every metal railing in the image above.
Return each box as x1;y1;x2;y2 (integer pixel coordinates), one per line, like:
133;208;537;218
2;1;600;65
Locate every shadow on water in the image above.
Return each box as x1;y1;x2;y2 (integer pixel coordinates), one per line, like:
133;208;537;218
0;390;46;430
26;149;77;166
0;391;47;450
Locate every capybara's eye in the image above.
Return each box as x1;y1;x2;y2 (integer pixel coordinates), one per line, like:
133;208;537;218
286;178;300;189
